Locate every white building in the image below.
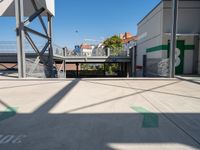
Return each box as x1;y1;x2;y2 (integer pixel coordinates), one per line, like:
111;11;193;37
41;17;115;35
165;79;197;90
80;44;94;56
137;0;200;76
120;32;137;56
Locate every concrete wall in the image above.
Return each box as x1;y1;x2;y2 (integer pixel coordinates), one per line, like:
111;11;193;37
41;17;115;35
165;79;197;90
163;0;200;34
81;49;93;56
137;0;200;76
137;3;163;66
198;38;200;74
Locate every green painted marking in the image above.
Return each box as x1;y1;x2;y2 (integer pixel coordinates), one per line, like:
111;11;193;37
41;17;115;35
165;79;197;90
175;40;185;74
146;45;169;53
146;44;194;53
0;107;17;122
132;107;159;128
184;45;195;50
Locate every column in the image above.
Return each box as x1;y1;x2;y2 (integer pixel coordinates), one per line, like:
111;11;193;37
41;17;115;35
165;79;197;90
15;0;26;78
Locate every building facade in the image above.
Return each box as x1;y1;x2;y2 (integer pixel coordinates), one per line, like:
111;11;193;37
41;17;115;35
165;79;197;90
120;32;137;56
80;44;94;56
137;0;200;76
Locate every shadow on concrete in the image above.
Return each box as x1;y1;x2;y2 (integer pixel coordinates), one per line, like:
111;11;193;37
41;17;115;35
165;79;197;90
83;80;200;100
0;113;200;150
0;70;18;78
176;76;200;85
33;79;80;114
0;81;64;90
0;79;200;149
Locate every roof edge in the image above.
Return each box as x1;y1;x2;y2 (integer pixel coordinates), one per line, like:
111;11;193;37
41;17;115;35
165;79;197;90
137;1;162;26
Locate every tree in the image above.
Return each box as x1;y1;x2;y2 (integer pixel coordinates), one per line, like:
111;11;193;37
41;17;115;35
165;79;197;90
103;35;122;75
103;35;123;56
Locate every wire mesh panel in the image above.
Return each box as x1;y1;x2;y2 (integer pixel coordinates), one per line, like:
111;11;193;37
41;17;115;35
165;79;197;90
26;59;46;78
147;58;169;77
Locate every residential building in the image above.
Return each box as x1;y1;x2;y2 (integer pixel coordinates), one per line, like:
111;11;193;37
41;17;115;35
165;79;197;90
120;32;137;56
80;44;94;56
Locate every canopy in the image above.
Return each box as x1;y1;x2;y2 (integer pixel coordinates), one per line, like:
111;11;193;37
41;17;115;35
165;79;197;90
0;0;55;16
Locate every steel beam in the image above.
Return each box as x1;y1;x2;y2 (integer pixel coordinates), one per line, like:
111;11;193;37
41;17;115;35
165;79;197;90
15;0;56;78
24;26;49;39
169;0;178;78
24;7;45;26
15;0;26;78
47;14;54;78
31;0;48;35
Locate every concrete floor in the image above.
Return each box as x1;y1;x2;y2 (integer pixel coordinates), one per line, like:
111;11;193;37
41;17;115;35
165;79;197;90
0;78;200;150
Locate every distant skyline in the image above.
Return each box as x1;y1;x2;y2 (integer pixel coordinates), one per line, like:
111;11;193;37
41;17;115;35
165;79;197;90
0;0;161;49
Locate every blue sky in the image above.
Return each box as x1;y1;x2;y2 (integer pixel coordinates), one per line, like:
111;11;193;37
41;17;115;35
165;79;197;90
0;0;160;49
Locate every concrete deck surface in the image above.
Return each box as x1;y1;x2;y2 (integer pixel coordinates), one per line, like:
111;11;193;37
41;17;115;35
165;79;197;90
0;78;200;150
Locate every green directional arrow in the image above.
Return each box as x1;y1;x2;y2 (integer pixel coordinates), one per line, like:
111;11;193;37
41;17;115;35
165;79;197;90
0;107;17;122
132;107;159;128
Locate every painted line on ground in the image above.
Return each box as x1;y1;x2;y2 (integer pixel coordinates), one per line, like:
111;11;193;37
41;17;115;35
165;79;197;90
0;107;17;122
0;134;27;144
132;107;159;128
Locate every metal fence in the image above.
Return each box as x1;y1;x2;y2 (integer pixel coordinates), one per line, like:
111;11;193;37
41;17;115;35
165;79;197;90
146;58;169;77
53;46;130;57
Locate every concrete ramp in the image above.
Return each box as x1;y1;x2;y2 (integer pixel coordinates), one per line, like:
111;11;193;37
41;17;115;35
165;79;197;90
0;0;55;16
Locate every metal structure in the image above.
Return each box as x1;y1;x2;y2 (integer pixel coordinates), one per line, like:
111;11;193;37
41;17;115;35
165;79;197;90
0;0;179;78
0;0;55;78
169;0;178;78
15;0;54;78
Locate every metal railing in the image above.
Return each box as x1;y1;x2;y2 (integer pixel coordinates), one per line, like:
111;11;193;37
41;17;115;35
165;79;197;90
0;41;47;53
146;58;169;77
0;41;130;57
53;46;130;58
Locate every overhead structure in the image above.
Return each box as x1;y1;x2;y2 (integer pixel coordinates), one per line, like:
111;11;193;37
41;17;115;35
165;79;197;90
0;0;55;78
0;0;55;16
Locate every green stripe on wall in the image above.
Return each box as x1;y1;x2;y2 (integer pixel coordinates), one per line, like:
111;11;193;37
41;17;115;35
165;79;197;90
147;45;169;53
184;45;195;50
146;45;194;53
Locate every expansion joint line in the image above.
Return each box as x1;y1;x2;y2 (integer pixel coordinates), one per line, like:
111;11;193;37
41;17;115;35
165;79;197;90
140;93;200;147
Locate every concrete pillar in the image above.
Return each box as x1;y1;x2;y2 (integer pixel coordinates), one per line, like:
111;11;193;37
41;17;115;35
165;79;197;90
47;14;55;78
76;63;79;77
198;37;200;74
121;63;125;77
15;0;26;78
169;0;178;78
193;36;199;74
129;46;137;77
104;63;106;77
125;63;128;78
143;55;147;77
63;48;66;77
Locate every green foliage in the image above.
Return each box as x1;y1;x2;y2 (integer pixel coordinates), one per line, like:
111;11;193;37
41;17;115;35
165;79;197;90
104;63;120;75
81;64;90;70
103;35;123;56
